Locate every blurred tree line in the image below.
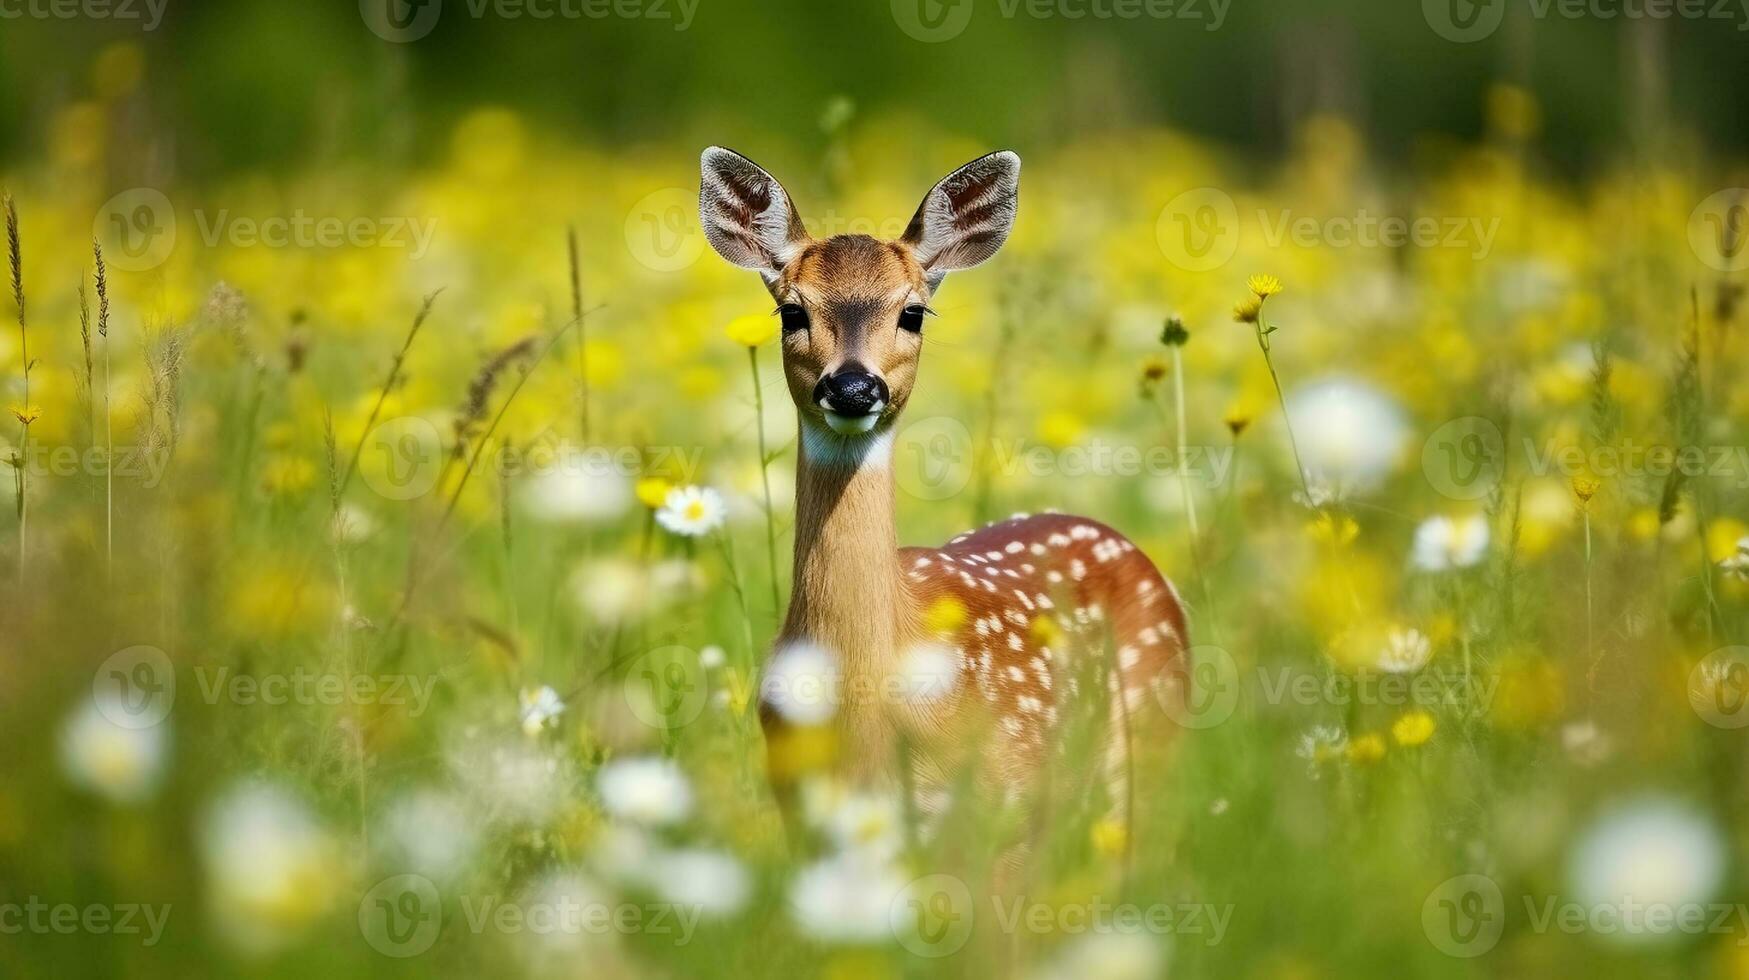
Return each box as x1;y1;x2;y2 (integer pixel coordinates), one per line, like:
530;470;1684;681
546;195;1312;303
0;0;1745;177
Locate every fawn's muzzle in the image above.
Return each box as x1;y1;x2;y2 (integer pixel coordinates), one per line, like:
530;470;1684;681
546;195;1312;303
814;370;889;418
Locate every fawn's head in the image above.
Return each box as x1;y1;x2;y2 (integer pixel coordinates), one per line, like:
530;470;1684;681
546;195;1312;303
700;147;1020;444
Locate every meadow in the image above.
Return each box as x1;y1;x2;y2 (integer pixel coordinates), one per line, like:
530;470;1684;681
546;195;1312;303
3;40;1749;980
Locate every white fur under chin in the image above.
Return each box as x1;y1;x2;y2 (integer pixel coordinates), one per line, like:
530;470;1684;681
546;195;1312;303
801;420;895;471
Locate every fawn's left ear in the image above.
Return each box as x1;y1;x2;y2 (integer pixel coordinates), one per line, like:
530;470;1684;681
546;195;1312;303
700;146;812;287
901;151;1021;291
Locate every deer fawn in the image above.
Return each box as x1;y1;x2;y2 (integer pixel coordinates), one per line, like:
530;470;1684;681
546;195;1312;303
700;147;1189;839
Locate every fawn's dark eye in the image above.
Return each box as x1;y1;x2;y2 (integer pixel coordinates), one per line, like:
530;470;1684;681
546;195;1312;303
898;305;927;333
778;304;810;332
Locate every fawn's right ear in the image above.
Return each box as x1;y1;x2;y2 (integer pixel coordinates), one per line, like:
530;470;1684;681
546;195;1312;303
700;147;811;286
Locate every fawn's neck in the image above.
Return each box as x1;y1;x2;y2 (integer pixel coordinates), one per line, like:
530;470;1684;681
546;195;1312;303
784;424;915;677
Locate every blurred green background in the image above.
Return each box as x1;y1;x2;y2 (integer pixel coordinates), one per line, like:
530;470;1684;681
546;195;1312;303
2;0;1747;178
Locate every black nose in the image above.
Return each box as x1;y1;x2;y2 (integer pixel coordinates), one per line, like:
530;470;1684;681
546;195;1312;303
814;370;889;416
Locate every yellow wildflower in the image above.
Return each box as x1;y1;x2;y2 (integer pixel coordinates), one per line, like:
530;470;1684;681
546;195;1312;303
1233;296;1263;324
1392;710;1436;747
1308;512;1359;547
924;596;968;635
1346;732;1387;765
725;313;778;348
1246;274;1283;299
636;476;673;509
1091;817;1128;859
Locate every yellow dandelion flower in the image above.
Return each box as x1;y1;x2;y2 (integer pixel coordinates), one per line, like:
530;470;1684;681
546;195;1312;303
1308;512;1359;547
1223;407;1252;438
1392;710;1436;747
1233;296;1263;324
636;476;673;509
1246;274;1283;299
10;405;40;425
923;596;968;635
1090;817;1128;859
725;313;778;348
765;725;838;782
1346;732;1387;765
1030;615;1064;648
1571;476;1600;507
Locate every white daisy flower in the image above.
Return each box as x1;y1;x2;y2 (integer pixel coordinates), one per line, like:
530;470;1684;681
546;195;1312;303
200;782;341;954
1376;627;1432;674
512;871;617;969
1719;537;1749;581
376;788;479;883
822;791;905;861
655;485;726;537
649;848;752;917
1294;725;1348;778
59;694;169;803
329;502;377;544
596;756;693;827
518;452;634;525
1286;378;1409;491
569;558;651;625
519;685;567;737
1568;798;1725;945
788;854;909;942
1411;514;1490;571
1033;929;1163;980
894;643;961;704
447;736;576;827
761;641;841;726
